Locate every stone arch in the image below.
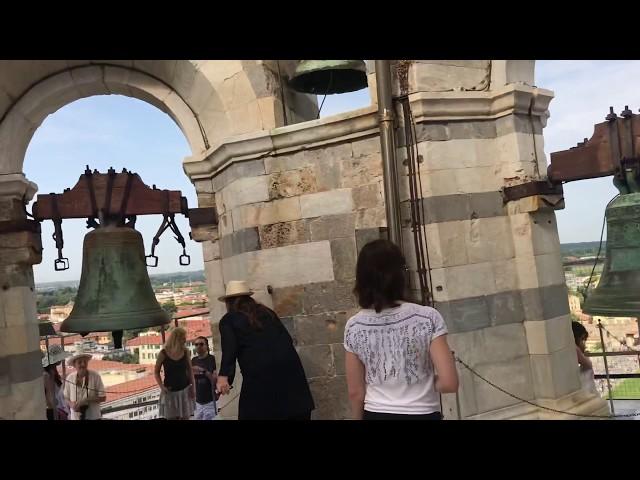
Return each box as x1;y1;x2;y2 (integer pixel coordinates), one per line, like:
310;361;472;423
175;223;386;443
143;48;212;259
0;62;225;175
0;59;321;419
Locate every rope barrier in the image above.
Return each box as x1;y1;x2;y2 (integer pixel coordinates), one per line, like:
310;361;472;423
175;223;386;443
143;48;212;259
454;356;640;419
217;391;240;413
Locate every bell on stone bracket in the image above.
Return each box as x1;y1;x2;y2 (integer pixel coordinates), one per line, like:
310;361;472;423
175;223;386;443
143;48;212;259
60;223;169;349
583;192;640;318
289;60;368;95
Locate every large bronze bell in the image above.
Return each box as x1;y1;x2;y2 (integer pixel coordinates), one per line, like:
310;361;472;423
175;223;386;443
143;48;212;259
289;60;368;95
60;224;169;348
583;192;640;317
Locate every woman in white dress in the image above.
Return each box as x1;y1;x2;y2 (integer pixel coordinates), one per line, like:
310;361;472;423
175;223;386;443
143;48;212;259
42;345;71;420
572;321;598;395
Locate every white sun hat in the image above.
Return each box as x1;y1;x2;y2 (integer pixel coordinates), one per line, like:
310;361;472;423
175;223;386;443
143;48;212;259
217;280;254;302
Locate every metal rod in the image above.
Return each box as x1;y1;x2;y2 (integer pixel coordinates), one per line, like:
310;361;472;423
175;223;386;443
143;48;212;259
597;320;615;414
375;60;402;248
452;351;462;420
594;373;640;379
587;350;640;357
637;317;640;366
60;335;66;378
44;335;50;367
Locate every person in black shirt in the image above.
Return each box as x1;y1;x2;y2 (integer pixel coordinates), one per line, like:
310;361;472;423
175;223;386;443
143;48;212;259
191;336;218;420
216;280;315;420
154;327;196;420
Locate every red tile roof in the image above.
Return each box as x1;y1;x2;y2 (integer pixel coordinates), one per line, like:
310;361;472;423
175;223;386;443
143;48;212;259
102;374;160;403
174;307;209;320
125;321;212;347
126;335;163;347
67;360;153;374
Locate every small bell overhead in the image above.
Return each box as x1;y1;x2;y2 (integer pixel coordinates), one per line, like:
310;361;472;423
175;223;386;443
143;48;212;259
60;223;169;349
289;60;368;95
583;192;640;317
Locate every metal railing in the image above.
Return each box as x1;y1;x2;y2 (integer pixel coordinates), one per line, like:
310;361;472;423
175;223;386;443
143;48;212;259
587;319;640;415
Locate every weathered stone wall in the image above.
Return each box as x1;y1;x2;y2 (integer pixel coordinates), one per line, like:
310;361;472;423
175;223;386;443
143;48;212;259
205;133;386;419
0;60;609;419
0;60;319;419
393;61;607;419
396;114;578;417
186;61;608;420
0;174;45;419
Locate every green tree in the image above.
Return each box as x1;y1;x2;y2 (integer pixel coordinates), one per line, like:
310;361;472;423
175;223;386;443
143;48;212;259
162;300;177;317
103;351;139;364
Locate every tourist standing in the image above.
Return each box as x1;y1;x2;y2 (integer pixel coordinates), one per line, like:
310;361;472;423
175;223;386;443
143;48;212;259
155;326;196;420
216;280;315;420
192;336;218;420
64;347;106;420
42;345;71;420
572;321;598;395
344;239;459;420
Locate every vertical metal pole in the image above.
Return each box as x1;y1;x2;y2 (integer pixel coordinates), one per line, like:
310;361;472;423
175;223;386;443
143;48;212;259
45;335;50;365
597;320;615;415
636;318;640;367
60;335;66;378
452;351;462;420
375;60;402;248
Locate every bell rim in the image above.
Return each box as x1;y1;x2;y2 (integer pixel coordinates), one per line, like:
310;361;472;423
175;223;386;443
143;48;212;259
61;310;170;333
289;60;367;95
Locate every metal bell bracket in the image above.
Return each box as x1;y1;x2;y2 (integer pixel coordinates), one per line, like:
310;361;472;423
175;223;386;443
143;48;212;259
51;194;69;271
31;167;216;273
146;213;190;267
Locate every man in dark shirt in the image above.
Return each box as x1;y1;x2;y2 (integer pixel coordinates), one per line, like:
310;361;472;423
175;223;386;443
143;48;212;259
191;336;218;420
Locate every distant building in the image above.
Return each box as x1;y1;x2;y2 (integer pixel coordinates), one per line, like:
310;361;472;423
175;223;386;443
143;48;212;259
126;320;213;365
101;376;160;420
568;294;582;314
49;302;74;323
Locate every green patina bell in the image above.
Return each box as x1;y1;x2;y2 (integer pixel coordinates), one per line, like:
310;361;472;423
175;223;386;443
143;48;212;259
60;224;169;348
583;192;640;317
289;60;368;95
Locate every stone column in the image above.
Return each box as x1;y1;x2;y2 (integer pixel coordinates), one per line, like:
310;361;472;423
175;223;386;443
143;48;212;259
396;60;608;419
185;111;386;419
191;177;243;419
0;173;45;420
183;60;608;420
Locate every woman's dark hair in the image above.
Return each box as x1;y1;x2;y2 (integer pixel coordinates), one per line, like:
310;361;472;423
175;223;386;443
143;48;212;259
571;321;588;345
227;295;275;330
44;363;62;387
354;239;406;313
195;336;210;352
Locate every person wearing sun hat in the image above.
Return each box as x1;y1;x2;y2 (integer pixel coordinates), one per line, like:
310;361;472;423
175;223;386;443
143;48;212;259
63;345;106;420
42;344;71;420
216;280;315;420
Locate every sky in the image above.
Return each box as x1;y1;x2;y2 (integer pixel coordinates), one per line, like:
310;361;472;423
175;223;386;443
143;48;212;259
25;61;638;283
